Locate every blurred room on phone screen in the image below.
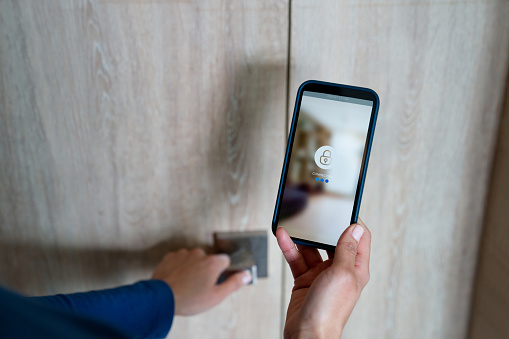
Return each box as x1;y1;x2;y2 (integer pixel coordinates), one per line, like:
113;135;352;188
280;91;372;246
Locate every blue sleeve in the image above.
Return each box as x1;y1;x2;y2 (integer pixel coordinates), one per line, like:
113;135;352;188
1;285;129;339
32;280;175;339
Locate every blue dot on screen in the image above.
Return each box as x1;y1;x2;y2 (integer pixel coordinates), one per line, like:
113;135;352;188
315;178;319;181
325;179;329;183
320;178;324;182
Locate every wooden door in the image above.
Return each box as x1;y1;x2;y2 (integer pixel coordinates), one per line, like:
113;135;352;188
2;1;509;339
287;1;509;338
0;1;288;337
469;77;509;338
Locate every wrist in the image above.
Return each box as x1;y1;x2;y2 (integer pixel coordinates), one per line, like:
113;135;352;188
290;329;342;339
288;322;342;339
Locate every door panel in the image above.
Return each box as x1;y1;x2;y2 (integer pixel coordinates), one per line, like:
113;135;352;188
287;1;509;338
0;1;288;338
468;77;509;339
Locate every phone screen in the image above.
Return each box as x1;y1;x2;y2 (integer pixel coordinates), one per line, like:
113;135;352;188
279;90;373;247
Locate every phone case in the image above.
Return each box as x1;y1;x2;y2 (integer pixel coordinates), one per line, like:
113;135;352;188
271;80;380;251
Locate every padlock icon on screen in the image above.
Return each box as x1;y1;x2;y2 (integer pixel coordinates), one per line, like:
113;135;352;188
320;150;332;165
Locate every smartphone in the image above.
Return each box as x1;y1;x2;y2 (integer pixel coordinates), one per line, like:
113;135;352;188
272;80;379;251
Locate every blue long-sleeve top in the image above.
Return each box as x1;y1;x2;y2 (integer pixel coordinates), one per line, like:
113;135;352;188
0;280;175;339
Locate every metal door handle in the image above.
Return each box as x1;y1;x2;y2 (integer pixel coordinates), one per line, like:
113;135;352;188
214;230;267;285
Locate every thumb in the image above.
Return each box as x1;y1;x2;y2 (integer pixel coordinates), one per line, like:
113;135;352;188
333;224;364;270
214;270;252;300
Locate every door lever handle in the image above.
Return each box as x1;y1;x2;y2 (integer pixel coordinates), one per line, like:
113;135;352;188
214;230;267;285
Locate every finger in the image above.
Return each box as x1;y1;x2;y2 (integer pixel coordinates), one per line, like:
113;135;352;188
326;250;335;260
190;247;206;257
171;248;190;262
296;244;323;268
354;218;371;285
204;254;232;283
214;270;252;301
212;253;231;271
276;227;308;278
333;223;364;271
176;248;189;257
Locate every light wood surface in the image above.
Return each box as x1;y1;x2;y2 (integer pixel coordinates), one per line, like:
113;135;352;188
2;1;509;338
468;77;509;339
285;1;509;338
0;1;288;338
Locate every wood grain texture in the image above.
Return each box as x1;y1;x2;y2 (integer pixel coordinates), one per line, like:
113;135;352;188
286;1;509;338
468;76;509;339
0;0;288;338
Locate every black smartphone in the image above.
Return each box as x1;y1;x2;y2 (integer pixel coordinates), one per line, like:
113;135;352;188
272;80;379;251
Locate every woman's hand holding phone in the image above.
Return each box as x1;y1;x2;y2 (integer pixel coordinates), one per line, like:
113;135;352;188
276;219;371;339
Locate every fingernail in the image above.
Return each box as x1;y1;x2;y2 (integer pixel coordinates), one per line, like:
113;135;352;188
242;270;253;285
217;253;230;260
352;224;364;242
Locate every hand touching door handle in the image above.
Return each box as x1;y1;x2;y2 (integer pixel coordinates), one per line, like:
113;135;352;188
213;230;268;285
